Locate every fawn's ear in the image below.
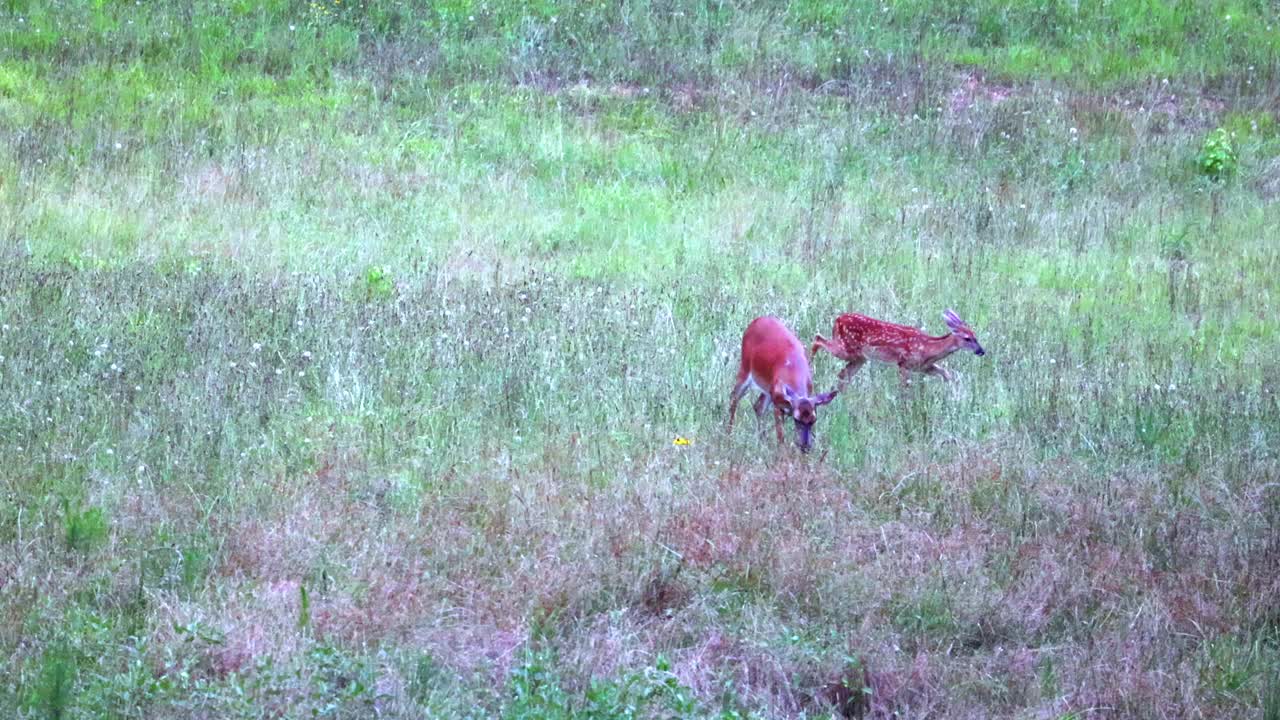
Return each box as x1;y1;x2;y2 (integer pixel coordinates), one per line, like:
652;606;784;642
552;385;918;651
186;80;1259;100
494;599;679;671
943;309;965;330
813;391;838;407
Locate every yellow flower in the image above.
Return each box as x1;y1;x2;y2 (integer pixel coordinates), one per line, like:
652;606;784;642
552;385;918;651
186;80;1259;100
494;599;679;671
672;436;691;446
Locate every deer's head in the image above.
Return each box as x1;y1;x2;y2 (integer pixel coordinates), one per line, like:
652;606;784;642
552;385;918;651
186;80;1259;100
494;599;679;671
943;309;985;356
780;387;838;452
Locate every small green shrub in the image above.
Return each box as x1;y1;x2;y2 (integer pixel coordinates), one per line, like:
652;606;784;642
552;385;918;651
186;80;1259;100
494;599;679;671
298;583;311;631
63;501;108;553
1198;128;1238;181
178;545;210;591
500;650;716;719
362;265;396;301
25;645;76;720
505;649;570;719
975;10;1008;48
305;645;379;714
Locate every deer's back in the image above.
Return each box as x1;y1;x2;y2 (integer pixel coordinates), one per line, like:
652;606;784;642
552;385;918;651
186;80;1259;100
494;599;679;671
835;313;931;353
742;316;809;382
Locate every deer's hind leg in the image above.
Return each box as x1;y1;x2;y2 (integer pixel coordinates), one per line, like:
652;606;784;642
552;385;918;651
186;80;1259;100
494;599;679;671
727;373;752;434
751;393;776;437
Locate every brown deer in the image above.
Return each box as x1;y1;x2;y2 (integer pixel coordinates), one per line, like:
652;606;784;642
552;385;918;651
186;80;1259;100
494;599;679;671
728;316;838;452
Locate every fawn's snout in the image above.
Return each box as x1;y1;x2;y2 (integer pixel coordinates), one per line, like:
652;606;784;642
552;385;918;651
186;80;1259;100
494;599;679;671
945;309;986;357
956;330;985;356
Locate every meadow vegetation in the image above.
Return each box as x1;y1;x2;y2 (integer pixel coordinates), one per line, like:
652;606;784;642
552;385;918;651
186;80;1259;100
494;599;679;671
2;1;1280;717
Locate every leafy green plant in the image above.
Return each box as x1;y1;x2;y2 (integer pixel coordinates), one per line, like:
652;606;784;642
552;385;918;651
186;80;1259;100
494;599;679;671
63;500;108;553
501;650;714;719
1039;656;1059;702
298;583;311;632
178;545;210;591
975;9;1008;47
407;652;444;705
644;654;699;718
26;645;76;720
505;649;570;719
305;645;379;715
363;265;396;301
1198;127;1238;181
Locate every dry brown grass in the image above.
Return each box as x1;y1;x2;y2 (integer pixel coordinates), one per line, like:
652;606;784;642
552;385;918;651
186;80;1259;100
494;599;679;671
4;366;1277;718
53;440;1250;716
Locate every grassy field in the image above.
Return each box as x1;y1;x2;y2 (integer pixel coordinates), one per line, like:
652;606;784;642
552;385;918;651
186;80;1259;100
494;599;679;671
3;1;1280;717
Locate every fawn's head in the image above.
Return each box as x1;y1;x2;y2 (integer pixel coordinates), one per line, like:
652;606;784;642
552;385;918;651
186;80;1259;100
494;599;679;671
943;309;985;356
780;386;838;452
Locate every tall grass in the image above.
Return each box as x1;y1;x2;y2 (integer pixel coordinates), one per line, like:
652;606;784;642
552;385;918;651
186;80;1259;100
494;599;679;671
2;1;1280;718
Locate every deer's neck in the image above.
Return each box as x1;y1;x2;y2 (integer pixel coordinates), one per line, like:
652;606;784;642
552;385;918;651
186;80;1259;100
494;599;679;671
772;369;812;398
917;333;962;366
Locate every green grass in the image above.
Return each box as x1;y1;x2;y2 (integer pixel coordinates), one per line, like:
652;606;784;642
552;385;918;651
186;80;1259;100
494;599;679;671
3;1;1280;718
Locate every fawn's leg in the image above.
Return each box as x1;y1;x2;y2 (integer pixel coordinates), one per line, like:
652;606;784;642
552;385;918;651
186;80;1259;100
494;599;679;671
836;357;867;393
924;365;953;382
809;334;836;365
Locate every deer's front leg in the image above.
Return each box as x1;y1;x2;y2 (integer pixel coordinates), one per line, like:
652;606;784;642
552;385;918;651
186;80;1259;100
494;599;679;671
773;407;787;445
809;334;836;365
924;365;953;382
898;365;912;388
836;357;866;393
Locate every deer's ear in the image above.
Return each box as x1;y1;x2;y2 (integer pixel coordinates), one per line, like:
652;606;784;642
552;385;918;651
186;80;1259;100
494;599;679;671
773;387;794;411
814;391;838;407
943;309;964;330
